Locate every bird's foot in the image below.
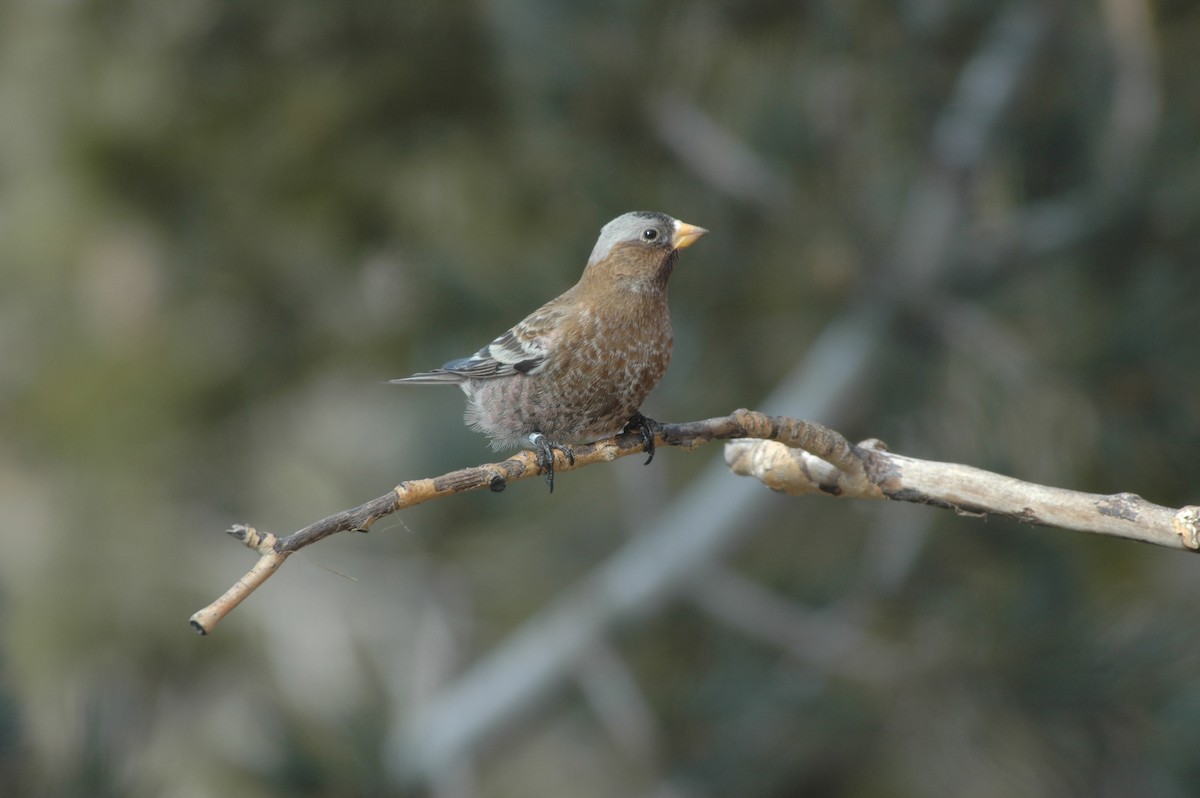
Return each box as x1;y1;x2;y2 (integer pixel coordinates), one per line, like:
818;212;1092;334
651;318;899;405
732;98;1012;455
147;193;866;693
529;433;574;493
625;412;660;465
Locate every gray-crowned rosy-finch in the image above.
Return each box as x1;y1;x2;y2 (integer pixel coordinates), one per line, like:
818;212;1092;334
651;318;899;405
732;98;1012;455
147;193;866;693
392;211;707;491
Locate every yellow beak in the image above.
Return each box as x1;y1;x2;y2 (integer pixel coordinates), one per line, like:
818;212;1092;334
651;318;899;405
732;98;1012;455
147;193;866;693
671;220;709;250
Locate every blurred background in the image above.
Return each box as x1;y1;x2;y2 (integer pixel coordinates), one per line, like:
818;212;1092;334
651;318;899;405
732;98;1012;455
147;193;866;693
2;0;1199;795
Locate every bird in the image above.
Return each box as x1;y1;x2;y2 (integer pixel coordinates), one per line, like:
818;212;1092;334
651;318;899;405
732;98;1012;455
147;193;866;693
391;211;707;492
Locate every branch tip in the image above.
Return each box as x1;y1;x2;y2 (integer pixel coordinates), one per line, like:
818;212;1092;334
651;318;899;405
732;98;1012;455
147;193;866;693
1174;506;1200;550
226;523;252;541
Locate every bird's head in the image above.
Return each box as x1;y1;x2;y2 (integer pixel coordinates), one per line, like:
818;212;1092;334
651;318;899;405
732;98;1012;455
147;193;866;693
583;211;707;292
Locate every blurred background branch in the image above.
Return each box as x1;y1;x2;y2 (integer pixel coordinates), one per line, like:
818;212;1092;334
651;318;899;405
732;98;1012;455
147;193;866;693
392;2;1052;788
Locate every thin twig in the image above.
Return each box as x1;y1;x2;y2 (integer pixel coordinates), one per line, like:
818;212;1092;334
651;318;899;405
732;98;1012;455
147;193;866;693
190;410;846;635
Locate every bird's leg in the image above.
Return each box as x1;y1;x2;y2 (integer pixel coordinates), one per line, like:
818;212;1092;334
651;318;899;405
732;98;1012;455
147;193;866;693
528;432;575;493
624;412;660;465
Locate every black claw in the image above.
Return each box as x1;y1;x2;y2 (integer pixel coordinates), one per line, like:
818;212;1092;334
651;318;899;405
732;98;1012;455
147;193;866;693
626;412;660;465
531;434;574;493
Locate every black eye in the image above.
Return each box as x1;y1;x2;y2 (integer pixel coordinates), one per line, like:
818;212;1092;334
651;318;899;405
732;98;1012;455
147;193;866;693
642;228;659;241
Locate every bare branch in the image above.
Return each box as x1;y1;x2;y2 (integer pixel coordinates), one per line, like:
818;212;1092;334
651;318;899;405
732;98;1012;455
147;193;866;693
189;410;851;635
192;410;1199;636
725;437;1200;550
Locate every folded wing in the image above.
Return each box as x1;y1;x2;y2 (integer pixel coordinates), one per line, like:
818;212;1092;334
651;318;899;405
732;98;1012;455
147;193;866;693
391;308;559;385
